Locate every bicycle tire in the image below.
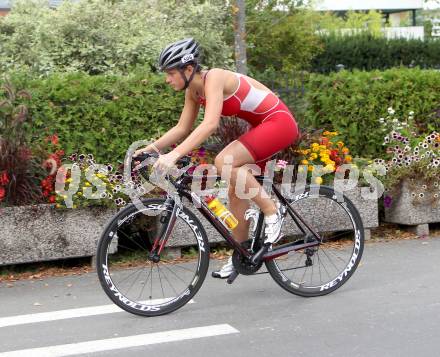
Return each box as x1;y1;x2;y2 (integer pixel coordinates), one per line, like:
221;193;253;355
96;198;210;316
265;185;364;297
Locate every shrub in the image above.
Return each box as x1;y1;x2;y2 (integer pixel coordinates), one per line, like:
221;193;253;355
0;0;233;75
304;67;440;158
312;33;440;73
0;80;44;205
3;67;439;177
3;68;187;165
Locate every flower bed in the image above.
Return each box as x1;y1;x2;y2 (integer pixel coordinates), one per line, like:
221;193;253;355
375;108;439;236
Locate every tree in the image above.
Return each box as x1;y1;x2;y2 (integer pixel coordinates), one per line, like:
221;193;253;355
0;0;233;75
245;1;323;74
232;0;247;74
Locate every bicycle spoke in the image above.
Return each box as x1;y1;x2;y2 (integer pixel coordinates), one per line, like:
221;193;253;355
159;265;180;297
113;266;148;287
149;264;154;300
172;263;198;274
122;267;145;295
162;263;193;285
318;247;343;273
156;265;165;299
117;229;151;253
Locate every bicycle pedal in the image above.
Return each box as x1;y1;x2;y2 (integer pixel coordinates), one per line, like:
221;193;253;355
226;270;239;284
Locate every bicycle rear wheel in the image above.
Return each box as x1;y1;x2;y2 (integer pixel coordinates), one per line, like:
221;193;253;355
266;185;364;297
96;198;209;316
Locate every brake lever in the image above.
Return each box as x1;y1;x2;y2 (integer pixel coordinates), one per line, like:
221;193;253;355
132;153;158;180
133;152;159;163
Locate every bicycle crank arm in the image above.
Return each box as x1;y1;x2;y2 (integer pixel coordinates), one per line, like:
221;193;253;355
251;243;271;265
263;240;320;260
226;270;239;284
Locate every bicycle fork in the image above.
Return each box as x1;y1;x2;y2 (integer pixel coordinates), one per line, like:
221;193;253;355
149;196;180;262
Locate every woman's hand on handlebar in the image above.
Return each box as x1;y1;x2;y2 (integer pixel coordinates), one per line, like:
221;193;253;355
152;151;181;175
133;145;159;167
133;145;158;159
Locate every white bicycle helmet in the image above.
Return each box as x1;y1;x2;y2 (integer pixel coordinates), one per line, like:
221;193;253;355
158;38;201;89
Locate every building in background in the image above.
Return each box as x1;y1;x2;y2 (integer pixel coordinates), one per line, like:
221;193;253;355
0;0;10;16
0;0;67;16
313;0;425;39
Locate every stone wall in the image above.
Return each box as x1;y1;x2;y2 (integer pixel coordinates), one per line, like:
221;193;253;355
0;204;116;266
385;179;440;226
0;186;378;265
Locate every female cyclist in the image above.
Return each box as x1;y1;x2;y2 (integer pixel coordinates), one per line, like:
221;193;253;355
134;38;300;278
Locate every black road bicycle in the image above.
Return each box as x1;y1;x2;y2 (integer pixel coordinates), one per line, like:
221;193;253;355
96;153;364;317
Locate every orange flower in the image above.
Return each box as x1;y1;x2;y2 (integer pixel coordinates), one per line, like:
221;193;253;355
320;137;329;146
342;147;349;154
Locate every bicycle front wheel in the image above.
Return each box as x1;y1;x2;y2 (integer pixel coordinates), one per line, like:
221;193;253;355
266;185;364;297
96;198;209;316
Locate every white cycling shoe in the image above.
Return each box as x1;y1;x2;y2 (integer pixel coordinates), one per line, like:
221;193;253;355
263;208;284;245
212;256;235;279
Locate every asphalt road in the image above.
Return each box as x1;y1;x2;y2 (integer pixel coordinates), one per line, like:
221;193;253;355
1;236;439;357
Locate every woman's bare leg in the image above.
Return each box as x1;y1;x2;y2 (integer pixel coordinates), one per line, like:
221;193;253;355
215;140;278;244
227;184;251;243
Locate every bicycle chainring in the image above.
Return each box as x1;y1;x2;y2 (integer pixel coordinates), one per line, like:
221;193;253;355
232;240;263;275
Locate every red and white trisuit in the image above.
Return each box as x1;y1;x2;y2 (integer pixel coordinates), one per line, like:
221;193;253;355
198;71;299;171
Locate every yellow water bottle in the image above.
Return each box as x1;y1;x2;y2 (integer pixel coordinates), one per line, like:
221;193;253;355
205;195;239;230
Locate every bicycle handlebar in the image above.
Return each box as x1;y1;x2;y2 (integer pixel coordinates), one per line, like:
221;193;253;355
133;152;192;167
132;152;194;184
132;152;223;190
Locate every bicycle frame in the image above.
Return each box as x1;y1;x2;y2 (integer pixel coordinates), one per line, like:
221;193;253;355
150;171;323;262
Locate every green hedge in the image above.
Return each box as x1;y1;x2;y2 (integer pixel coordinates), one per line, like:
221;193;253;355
2;67;439;165
3;68;185;164
312;34;440;73
303;67;440;157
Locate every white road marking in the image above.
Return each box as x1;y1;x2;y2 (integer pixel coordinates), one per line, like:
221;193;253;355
0;324;239;357
0;298;195;328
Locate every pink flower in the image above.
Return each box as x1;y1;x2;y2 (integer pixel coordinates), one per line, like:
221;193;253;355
276;160;288;169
